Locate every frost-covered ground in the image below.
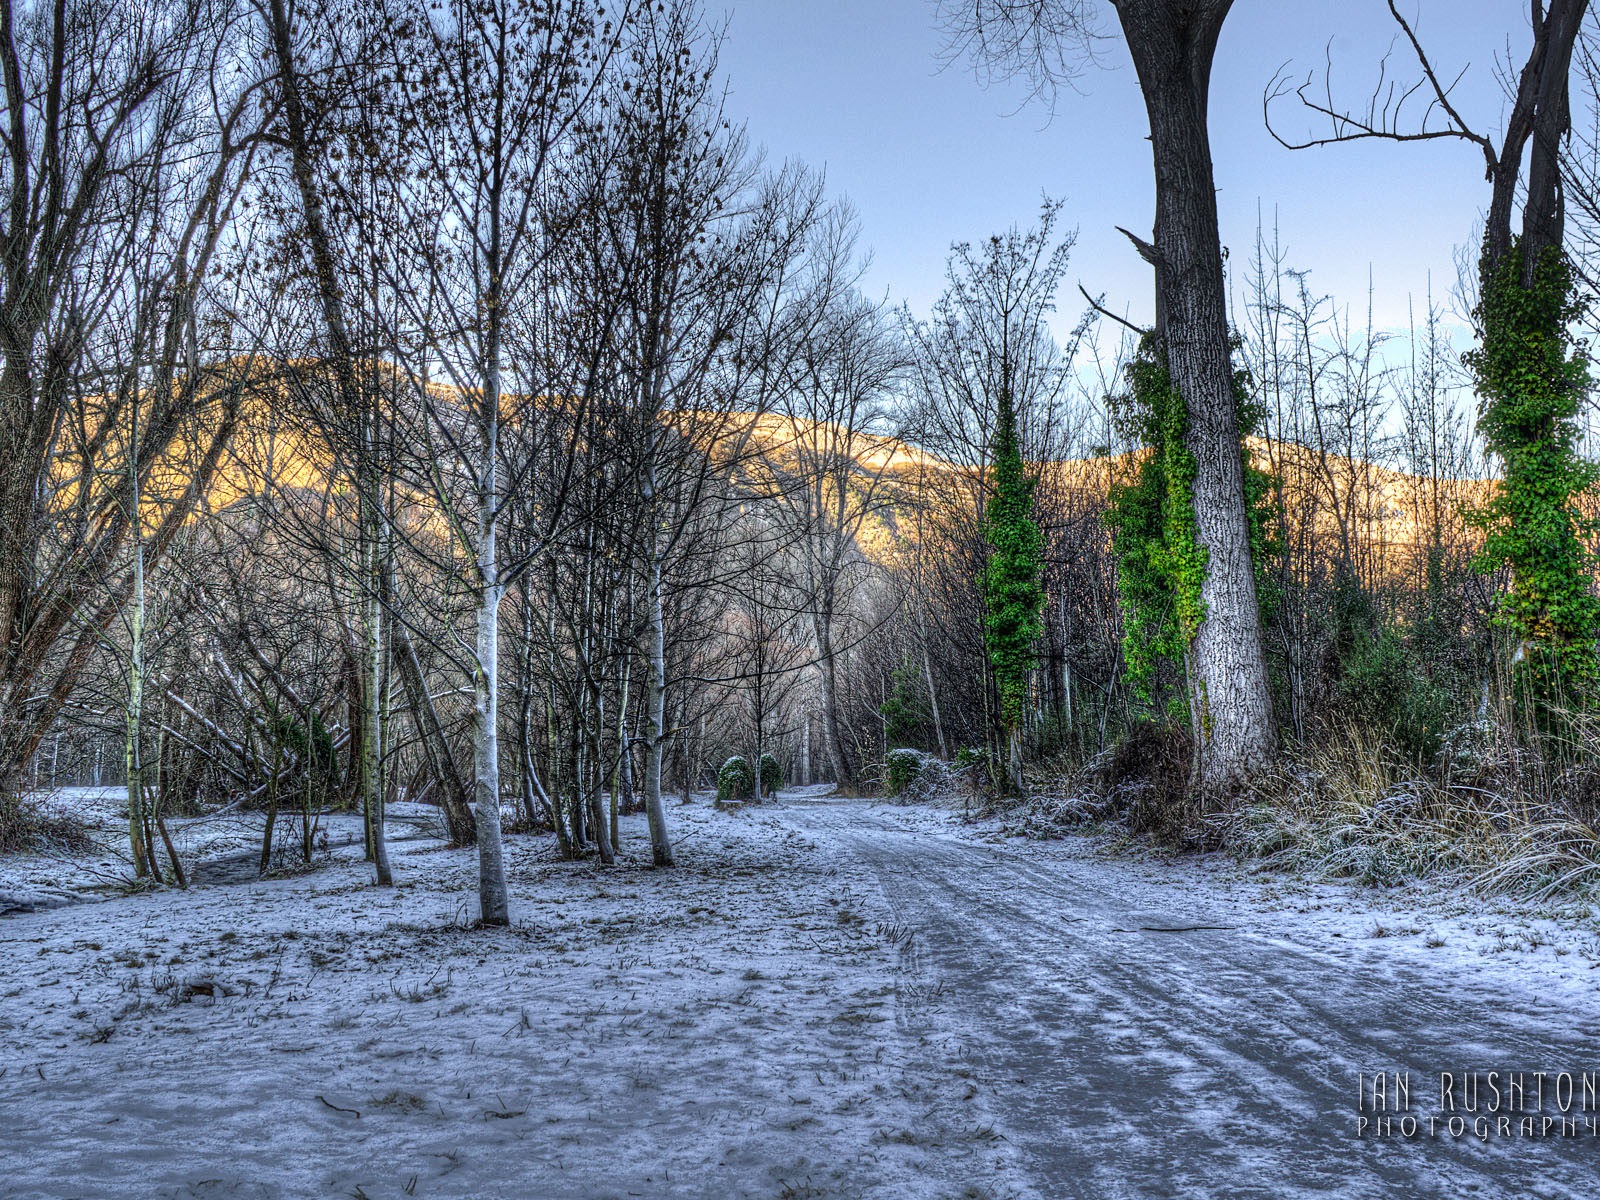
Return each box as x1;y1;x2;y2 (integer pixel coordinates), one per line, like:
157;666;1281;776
3;788;1599;1198
0;789;1023;1200
792;799;1600;1198
0;787;448;910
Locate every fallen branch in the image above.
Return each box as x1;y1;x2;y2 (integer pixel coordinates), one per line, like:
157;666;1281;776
1113;924;1234;933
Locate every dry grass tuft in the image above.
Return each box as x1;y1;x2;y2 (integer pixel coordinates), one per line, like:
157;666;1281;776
1213;720;1600;899
1018;715;1600;900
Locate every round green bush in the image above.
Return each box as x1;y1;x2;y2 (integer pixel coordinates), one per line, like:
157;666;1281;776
717;756;754;802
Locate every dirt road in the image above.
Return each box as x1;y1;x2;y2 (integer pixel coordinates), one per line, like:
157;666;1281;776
782;796;1600;1199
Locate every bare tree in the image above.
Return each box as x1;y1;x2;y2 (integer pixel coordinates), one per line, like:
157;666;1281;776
0;0;260;818
377;0;625;922
756;206;908;790
569;0;823;862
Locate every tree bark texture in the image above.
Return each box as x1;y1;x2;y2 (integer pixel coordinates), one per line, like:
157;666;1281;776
1114;0;1276;788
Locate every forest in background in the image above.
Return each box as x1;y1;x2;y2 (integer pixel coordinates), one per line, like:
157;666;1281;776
7;0;1600;921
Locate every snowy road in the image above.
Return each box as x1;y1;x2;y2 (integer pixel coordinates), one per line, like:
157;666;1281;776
781;797;1600;1199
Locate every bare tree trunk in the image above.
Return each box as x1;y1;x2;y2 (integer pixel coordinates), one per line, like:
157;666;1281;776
813;607;852;787
1007;724;1023;794
1115;0;1275;789
473;575;509;921
153;797;187;890
260;732;282;875
921;636;949;760
125;408;151;878
363;505;392;886
472;343;511;922
799;714;811;786
642;543;676;865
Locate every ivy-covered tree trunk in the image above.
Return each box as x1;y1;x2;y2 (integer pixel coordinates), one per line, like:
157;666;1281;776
982;385;1043;793
1467;0;1599;714
1107;338;1278;786
1470;247;1600;707
1115;0;1276;789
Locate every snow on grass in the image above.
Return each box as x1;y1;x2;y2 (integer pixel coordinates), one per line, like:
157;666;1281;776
0;798;1026;1200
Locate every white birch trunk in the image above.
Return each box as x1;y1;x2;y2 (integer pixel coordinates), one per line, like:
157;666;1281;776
474;342;510;923
125;518;149;879
364;496;392;886
642;544;675;866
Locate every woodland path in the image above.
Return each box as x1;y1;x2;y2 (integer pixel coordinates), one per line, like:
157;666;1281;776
780;795;1600;1199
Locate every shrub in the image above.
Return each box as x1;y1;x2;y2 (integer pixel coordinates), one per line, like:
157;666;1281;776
758;753;783;796
717;756;754;803
886;748;928;797
1339;626;1456;761
885;748;959;804
953;747;986;773
0;792;94;855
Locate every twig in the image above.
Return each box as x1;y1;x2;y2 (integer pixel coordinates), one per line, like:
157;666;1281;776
1078;285;1149;337
317;1095;361;1118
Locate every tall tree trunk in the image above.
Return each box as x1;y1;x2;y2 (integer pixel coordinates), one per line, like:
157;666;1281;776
472;302;511;922
642;544;676;865
363;494;392;886
921;635;949;761
260;732;282;875
473;557;509;922
1115;0;1275;789
125;396;150;878
812;604;852;787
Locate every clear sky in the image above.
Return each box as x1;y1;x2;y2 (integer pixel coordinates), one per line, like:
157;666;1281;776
715;1;1541;339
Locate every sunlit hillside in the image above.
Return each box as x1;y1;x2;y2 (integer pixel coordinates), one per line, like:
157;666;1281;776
188;397;1497;585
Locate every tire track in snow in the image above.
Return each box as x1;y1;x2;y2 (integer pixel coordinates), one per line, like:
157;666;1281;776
780;800;1600;1200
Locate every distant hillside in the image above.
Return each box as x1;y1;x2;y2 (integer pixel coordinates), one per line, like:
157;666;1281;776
160;388;1495;588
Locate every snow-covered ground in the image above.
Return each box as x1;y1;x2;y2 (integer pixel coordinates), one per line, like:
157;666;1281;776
0;787;449;911
0;790;1025;1199
3;788;1599;1198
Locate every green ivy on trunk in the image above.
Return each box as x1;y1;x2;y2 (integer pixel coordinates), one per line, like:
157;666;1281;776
1106;335;1278;711
1466;241;1600;711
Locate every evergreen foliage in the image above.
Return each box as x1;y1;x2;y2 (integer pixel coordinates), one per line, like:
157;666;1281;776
268;704;341;809
885;748;929;797
1106;335;1278;706
758;752;783;795
879;658;934;748
981;388;1045;733
716;756;754;803
1466;242;1600;710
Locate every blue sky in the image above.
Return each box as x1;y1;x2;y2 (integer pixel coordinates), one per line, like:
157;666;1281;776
715;1;1540;338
